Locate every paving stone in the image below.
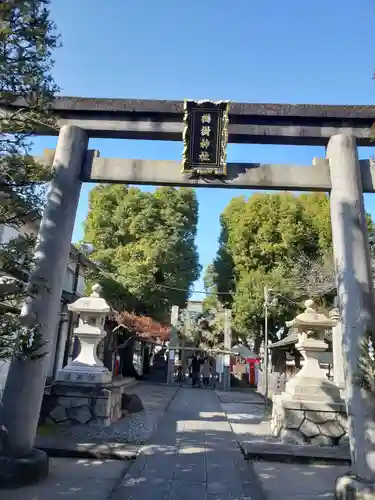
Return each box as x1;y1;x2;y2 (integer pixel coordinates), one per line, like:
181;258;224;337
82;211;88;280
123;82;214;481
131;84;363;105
173;465;206;483
207;495;252;500
206;464;239;483
169;480;207;500
122;482;171;500
207;480;244;495
1;457;130;500
253;461;348;498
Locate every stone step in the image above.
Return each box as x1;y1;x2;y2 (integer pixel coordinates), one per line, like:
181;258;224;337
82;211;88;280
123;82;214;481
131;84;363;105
241;441;351;465
35;435;139;460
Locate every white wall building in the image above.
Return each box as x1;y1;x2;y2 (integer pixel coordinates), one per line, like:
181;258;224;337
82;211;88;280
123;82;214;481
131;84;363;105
186;300;204;315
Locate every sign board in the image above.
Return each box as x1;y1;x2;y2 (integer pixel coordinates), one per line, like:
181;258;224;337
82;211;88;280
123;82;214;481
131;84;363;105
182;100;230;175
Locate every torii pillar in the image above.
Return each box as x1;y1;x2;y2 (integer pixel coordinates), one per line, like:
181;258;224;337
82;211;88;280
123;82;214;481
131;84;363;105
0;126;88;488
327;134;375;497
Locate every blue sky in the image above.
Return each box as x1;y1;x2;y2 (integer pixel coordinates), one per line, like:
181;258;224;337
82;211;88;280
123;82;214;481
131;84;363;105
33;0;375;299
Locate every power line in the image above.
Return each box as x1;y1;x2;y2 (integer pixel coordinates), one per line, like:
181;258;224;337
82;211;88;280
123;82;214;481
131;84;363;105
156;283;234;295
90;260;297;300
157;284;304;305
85;259;234;296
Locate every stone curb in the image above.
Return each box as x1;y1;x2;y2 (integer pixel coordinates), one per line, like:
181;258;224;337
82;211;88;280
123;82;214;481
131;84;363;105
35;385;180;461
38;441;139;460
241;441;351;465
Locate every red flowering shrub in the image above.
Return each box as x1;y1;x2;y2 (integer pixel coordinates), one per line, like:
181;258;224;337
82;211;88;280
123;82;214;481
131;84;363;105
117;311;170;342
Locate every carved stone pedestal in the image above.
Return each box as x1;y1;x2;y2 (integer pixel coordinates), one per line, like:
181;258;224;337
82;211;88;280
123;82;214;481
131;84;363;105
43;285;125;427
272;397;348;446
41;381;123;427
40;377;137;428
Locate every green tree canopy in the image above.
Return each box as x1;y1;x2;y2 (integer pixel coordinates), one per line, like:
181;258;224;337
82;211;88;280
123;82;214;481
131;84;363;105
83;185;201;321
209;192;337;350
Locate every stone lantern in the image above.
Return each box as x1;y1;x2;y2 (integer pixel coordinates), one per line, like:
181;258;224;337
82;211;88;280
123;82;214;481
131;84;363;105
271;299;348;446
283;299;339;401
56;284;112;384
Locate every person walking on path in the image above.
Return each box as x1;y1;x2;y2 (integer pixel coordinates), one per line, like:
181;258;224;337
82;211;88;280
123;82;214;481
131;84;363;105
191;354;201;387
201;357;211;387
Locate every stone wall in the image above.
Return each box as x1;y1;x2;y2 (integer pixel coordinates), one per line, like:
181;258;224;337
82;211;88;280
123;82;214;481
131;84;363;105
40;382;123;427
271;395;348;447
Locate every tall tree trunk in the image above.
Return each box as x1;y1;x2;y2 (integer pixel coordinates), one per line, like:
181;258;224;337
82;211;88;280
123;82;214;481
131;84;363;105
254;336;262;354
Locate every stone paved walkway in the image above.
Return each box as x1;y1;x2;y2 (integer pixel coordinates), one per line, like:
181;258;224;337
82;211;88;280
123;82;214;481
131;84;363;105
1;386;349;499
111;387;262;500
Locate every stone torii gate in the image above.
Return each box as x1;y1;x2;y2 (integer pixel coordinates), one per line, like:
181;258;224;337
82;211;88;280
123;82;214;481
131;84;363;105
1;97;375;493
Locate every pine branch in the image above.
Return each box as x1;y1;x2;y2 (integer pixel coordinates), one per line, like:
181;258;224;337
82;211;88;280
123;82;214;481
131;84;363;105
356;329;375;396
0;0;60;360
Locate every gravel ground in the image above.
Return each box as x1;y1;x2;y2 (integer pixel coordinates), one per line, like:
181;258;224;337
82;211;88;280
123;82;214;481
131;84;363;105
37;384;178;445
61;408;164;444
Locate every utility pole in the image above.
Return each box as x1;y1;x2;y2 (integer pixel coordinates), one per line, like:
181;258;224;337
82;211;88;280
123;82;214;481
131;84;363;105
167;305;179;385
223;308;232;392
263;286;269;410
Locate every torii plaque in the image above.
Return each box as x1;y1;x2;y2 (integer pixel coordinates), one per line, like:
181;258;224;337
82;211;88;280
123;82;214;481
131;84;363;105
182;99;230;176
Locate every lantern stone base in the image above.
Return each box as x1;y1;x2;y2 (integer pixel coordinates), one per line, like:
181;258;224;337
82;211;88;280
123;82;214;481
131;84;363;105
55;366;112;385
271;394;348;446
284;373;343;402
40;380;129;427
